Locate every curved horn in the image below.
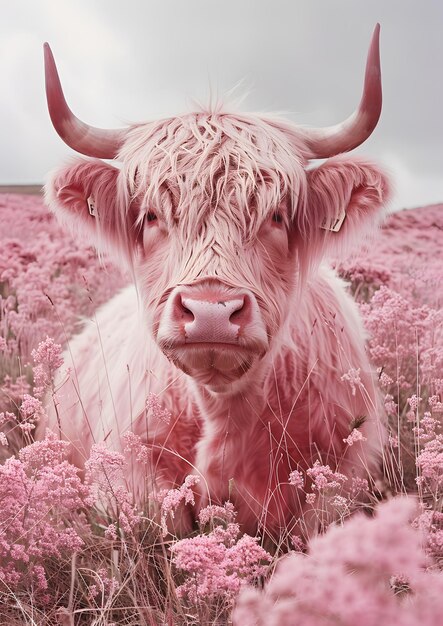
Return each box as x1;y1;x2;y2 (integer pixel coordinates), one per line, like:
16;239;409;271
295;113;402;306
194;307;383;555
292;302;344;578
303;24;382;159
44;43;126;158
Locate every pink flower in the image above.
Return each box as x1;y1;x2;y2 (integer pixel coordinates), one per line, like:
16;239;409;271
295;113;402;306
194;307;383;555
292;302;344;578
198;502;236;526
408;394;422;411
288;469;304;489
0;411;17;426
416;435;443;490
19;394;46;424
84;443;125;491
343;428;367;446
379;371;393;387
330;495;349;512
146;392;171;424
384;394;398;416
340;367;363;396
88;567;120;601
104;524;118;541
84;443;139;534
306;461;347;492
158;475;200;536
19;429;70;468
388;434;399;448
171;504;271;603
429;395;443;413
0;431;90;591
350;476;369;498
32;336;64;371
32;336;64;398
122;430;149;464
234;498;431;626
305;493;316;505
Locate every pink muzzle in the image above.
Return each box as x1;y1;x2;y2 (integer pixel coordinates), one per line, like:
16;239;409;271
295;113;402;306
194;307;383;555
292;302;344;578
179;294;247;343
157;283;268;351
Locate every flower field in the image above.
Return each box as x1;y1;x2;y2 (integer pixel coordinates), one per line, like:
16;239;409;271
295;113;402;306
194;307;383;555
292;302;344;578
0;192;442;625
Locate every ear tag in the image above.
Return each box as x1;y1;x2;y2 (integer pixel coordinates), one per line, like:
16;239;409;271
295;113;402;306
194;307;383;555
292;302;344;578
87;195;96;217
321;207;346;232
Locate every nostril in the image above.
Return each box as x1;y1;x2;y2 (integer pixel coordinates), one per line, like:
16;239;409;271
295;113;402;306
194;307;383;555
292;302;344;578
229;297;247;324
175;295;195;322
182;305;194;321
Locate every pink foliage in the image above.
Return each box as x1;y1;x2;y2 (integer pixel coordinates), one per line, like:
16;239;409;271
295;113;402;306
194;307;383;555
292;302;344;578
145;392;172;425
339;206;443;403
31;336;64;398
361;286;442;392
0;193;442;621
413;408;443;555
84;443;139;536
0;193;125;364
306;461;348;492
234;498;443;626
343;427;367;446
122;430;150;465
334;205;443;496
87;567;120;602
158;475;200;537
171;502;271;604
0;430;89;591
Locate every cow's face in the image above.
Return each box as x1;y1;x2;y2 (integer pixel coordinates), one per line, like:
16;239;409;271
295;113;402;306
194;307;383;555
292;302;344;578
120;115;306;392
139;212;294;391
46;114;390;393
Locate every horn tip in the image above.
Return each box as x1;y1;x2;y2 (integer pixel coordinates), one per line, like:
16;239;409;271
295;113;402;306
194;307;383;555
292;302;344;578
371;24;381;52
369;25;381;80
43;42;55;70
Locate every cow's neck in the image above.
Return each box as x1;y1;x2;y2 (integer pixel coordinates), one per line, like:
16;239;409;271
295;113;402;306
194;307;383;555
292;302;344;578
190;361;269;435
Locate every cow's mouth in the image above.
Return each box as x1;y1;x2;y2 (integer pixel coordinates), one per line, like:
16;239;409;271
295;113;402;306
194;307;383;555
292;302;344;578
159;341;262;388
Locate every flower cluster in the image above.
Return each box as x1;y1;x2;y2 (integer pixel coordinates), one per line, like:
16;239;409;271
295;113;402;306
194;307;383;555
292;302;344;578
234;498;443;626
157;474;200;536
84;444;140;536
171;503;271;604
415;408;443;492
31;336;64;398
340;367;363;396
122;430;150;465
0;193;125;417
0;392;48;454
0;431;90;591
146;392;172;424
87;567;120;602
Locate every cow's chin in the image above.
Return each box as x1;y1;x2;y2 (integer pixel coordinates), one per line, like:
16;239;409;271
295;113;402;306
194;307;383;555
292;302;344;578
161;343;261;393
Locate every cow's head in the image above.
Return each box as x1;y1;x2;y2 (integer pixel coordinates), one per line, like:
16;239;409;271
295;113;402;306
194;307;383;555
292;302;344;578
44;25;390;393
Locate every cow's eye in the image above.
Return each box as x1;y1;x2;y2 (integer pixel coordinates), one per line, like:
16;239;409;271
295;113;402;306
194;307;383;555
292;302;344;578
272;212;283;224
146;211;158;223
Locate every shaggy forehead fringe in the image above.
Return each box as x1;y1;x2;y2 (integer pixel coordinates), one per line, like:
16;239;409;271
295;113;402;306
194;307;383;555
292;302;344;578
118;111;309;238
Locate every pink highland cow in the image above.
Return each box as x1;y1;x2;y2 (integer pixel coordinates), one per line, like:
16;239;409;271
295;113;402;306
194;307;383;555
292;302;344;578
42;25;390;541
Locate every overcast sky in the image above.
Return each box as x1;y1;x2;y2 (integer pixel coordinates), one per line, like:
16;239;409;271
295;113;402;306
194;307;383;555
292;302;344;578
2;0;442;210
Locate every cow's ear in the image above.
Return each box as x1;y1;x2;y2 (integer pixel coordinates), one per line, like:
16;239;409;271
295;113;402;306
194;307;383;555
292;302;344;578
45;158;133;259
305;156;391;257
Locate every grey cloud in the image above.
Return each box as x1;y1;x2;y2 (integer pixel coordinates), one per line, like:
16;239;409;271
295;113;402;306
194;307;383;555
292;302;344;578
1;0;442;209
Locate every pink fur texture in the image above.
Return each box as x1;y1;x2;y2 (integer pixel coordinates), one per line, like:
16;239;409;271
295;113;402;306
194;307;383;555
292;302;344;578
44;111;390;541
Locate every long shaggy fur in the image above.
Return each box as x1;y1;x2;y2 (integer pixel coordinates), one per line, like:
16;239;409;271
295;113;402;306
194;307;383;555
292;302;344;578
44;109;391;541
